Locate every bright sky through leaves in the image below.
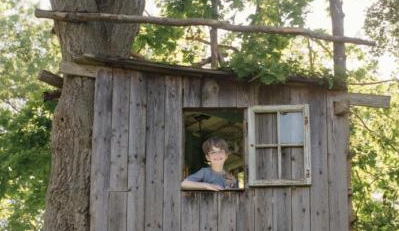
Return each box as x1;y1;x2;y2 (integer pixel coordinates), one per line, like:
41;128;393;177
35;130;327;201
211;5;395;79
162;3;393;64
34;0;396;80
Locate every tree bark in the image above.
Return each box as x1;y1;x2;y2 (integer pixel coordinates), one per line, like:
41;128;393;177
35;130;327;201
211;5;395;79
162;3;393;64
42;0;144;231
329;0;346;79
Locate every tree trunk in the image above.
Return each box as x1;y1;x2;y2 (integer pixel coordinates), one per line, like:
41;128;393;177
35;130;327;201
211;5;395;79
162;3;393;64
43;1;144;230
329;0;346;79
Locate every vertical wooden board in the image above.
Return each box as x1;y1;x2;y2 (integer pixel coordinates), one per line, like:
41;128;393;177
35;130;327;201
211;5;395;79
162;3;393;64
145;74;165;231
163;76;183;231
327;91;349;231
110;69;130;191
236;190;255;231
127;71;147;231
201;78;219;107
291;187;310;231
256;148;278;180
200;192;218;231
218;79;237;107
236;82;250;107
289;87;310;231
91;68;113;231
254;85;284;231
218;192;237;231
273;188;291;231
183;76;201;107
308;88;329;231
108;191;127;231
181;192;201;231
281;148;293;180
254;189;273;231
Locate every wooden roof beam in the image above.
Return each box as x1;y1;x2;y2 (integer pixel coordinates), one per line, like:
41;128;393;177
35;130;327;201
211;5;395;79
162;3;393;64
35;9;376;46
334;93;391;115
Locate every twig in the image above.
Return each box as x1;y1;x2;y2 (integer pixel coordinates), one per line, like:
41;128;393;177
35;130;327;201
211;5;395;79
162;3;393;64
0;99;20;112
311;38;333;58
186;36;239;52
35;9;376;46
349;79;399;86
353;112;399;153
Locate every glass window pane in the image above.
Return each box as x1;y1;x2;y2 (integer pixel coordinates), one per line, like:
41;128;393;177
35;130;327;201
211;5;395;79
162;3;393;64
281;147;304;180
280;112;304;144
256;148;278;180
255;113;277;144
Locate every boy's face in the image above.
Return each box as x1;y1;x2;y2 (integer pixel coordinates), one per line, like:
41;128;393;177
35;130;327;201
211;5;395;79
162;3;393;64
205;146;228;166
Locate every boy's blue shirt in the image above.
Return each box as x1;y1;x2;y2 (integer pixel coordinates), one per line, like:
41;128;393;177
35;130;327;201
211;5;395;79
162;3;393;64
185;167;238;189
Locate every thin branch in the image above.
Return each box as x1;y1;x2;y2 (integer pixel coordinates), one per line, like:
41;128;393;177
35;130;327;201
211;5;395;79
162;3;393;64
35;9;376;46
186;36;239;52
306;38;314;73
311;38;333;57
0;99;20;113
193;57;212;67
349;79;399;86
353;112;399;153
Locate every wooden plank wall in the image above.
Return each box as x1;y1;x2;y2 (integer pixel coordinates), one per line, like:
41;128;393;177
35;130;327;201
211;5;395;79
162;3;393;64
91;72;349;231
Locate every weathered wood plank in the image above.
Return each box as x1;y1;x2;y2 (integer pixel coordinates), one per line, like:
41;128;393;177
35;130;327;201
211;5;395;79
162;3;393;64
254;189;273;231
290;86;310;231
60;61;100;78
183;76;201;107
90;68;113;231
327;91;349;231
163;76;183;231
236;82;250;108
108;191;127;231
236;190;254;231
218;79;237;107
309;88;329;231
273;188;292;231
236;107;254;231
127;71;147;231
199;192;218;231
218;192;237;231
201;78;219;107
345;91;390;108
260;85;292;231
181;192;200;231
145;74;165;231
110;68;130;191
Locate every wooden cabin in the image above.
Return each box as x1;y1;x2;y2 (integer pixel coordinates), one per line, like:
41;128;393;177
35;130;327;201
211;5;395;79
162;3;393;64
60;55;389;231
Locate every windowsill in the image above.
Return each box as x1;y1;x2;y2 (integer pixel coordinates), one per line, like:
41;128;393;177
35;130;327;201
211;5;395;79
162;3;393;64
181;188;245;192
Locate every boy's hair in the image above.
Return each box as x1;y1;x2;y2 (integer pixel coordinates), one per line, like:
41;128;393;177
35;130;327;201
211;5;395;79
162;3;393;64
202;137;229;155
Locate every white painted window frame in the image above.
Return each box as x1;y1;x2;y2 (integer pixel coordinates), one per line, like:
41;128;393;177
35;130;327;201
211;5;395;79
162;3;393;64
248;104;311;186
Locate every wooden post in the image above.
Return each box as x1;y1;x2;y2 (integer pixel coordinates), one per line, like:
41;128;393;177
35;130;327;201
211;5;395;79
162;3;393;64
210;0;219;68
329;0;346;80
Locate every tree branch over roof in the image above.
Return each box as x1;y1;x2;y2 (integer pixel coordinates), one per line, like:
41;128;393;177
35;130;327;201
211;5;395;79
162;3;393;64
35;9;376;46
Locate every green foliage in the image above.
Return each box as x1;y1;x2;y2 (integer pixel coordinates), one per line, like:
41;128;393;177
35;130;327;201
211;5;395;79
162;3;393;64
0;0;60;230
137;0;322;84
365;0;399;56
0;100;54;231
350;80;399;231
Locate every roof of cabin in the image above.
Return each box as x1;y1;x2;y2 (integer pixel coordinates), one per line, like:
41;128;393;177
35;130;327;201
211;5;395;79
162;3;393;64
74;54;346;90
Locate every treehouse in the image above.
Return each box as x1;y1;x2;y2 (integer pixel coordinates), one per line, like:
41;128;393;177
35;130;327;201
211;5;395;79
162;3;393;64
54;54;390;231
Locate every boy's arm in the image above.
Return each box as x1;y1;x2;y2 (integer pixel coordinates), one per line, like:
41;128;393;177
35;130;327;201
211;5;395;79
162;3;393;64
181;180;223;191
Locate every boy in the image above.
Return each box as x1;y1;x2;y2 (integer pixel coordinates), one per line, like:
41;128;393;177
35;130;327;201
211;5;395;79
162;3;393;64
181;137;238;191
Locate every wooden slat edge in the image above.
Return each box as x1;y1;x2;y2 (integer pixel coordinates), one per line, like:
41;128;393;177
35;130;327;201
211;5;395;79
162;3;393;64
60;61;102;78
345;93;390;108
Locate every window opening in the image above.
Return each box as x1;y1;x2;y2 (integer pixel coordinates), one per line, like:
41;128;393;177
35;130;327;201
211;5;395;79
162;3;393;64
183;109;245;189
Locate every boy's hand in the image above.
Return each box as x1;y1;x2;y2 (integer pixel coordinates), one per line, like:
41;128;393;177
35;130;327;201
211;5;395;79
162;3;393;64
204;183;224;191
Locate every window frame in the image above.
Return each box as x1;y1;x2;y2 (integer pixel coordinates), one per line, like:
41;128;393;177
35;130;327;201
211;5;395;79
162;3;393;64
247;104;311;187
181;108;247;191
